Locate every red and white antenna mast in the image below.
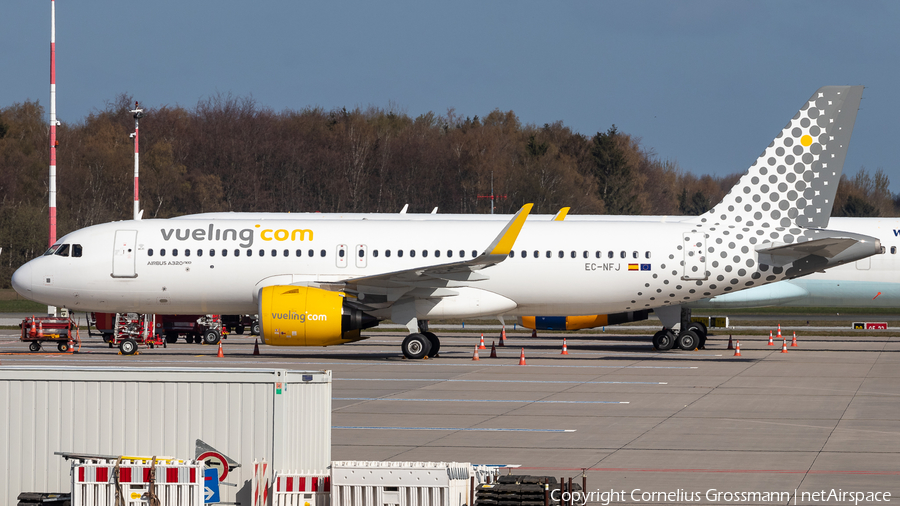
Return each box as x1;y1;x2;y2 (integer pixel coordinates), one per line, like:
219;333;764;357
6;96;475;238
129;102;144;220
48;0;57;246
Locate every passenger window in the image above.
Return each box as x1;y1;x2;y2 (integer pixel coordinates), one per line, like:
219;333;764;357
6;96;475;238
221;249;227;257
472;250;477;258
398;250;403;258
459;250;465;258
582;251;588;259
308;249;314;257
620;251;626;259
172;249;178;257
283;249;289;257
533;250;539;258
197;249;203;257
209;249;214;257
435;250;440;258
148;248;154;257
373;250;379;258
447;250;453;258
645;251;651;259
545;251;550;259
237;249;242;257
422;250;428;258
161;249;167;257
55;244;70;257
271;249;276;257
320;249;326;257
509;251;514;258
608;251;614;259
185;249;191;257
595;251;601;259
410;250;416;258
892;246;897;254
245;249;251;257
571;251;576;259
259;249;264;257
558;251;564;258
358;249;364;258
632;251;638;259
386;250;392;258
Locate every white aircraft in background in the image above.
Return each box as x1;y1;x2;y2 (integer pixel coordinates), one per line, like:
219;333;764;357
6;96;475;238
11;86;883;357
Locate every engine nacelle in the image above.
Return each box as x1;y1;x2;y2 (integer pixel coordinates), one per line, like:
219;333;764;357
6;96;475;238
519;310;650;331
258;286;377;346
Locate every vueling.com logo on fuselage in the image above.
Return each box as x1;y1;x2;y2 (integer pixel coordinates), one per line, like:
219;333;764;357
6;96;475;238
159;224;314;248
271;310;327;323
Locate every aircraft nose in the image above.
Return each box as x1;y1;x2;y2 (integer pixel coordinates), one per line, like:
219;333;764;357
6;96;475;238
11;261;33;297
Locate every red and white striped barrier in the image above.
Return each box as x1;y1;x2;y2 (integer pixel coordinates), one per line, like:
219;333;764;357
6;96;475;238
273;472;331;506
252;459;270;506
72;459;203;506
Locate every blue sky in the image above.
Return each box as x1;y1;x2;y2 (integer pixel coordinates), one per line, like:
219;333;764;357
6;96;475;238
3;1;898;194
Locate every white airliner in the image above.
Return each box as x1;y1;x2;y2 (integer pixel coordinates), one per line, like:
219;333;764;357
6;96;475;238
11;86;883;357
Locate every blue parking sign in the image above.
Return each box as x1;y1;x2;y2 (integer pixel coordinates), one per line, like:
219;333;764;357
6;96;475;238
204;468;221;503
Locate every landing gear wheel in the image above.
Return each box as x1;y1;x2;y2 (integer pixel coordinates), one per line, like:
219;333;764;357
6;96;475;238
656;329;676;351
29;341;41;352
165;332;178;344
203;329;221;345
251;323;260;335
119;338;138;355
57;341;70;353
401;333;431;360
677;329;700;351
423;332;440;358
687;322;708;349
236;325;245;335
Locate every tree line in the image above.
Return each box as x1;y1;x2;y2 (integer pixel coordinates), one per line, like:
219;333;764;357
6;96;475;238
0;93;896;288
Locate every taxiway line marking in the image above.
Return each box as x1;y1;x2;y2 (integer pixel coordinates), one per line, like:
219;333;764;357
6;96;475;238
334;397;629;404
335;378;667;385
334;426;576;433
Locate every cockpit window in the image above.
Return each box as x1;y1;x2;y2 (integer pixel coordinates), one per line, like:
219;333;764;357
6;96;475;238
43;244;61;256
72;244;82;257
55;244;70;257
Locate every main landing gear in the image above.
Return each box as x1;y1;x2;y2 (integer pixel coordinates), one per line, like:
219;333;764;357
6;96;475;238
652;306;707;351
401;322;441;360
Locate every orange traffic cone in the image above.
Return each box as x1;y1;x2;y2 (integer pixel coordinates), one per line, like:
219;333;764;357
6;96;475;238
781;339;788;353
531;328;537;338
499;326;507;347
29;317;36;338
217;342;224;358
733;340;741;357
518;347;527;365
727;335;734;350
767;331;773;346
472;345;480;361
791;332;798;347
777;324;782;341
38;320;44;339
489;341;497;358
253;338;260;355
478;333;486;349
561;338;569;355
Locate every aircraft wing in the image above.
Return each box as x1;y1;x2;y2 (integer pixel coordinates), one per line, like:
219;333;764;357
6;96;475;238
316;204;532;301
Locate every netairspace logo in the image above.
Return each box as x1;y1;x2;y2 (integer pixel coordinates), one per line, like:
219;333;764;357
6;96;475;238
553;488;892;505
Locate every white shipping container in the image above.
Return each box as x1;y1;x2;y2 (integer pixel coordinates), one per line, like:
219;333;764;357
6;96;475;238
0;366;331;506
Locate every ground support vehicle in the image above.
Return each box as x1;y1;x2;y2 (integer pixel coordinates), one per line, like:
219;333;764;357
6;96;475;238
19;316;81;352
155;314;224;345
108;313;161;355
87;312;115;343
221;314;259;335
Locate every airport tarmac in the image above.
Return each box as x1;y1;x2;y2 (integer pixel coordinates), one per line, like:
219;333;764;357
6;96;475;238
2;327;899;505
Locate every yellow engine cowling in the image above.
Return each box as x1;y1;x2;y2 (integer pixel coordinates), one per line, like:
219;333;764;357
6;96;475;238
258;286;376;346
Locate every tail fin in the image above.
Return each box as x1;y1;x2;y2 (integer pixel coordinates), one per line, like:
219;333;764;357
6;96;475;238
689;86;863;229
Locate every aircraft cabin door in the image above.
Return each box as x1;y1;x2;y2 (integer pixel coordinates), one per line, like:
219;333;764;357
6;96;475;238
336;244;348;268
112;230;138;278
355;244;368;268
682;232;708;280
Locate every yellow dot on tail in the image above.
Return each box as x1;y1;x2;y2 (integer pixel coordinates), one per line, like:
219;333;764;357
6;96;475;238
800;134;813;146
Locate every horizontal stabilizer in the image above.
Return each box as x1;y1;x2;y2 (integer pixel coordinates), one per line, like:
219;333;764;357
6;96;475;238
756;237;860;266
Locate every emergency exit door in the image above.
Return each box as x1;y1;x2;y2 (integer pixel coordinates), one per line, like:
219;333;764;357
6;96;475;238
112;230;138;278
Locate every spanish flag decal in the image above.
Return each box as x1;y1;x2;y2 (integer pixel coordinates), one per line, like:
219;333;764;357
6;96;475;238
628;264;639;271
